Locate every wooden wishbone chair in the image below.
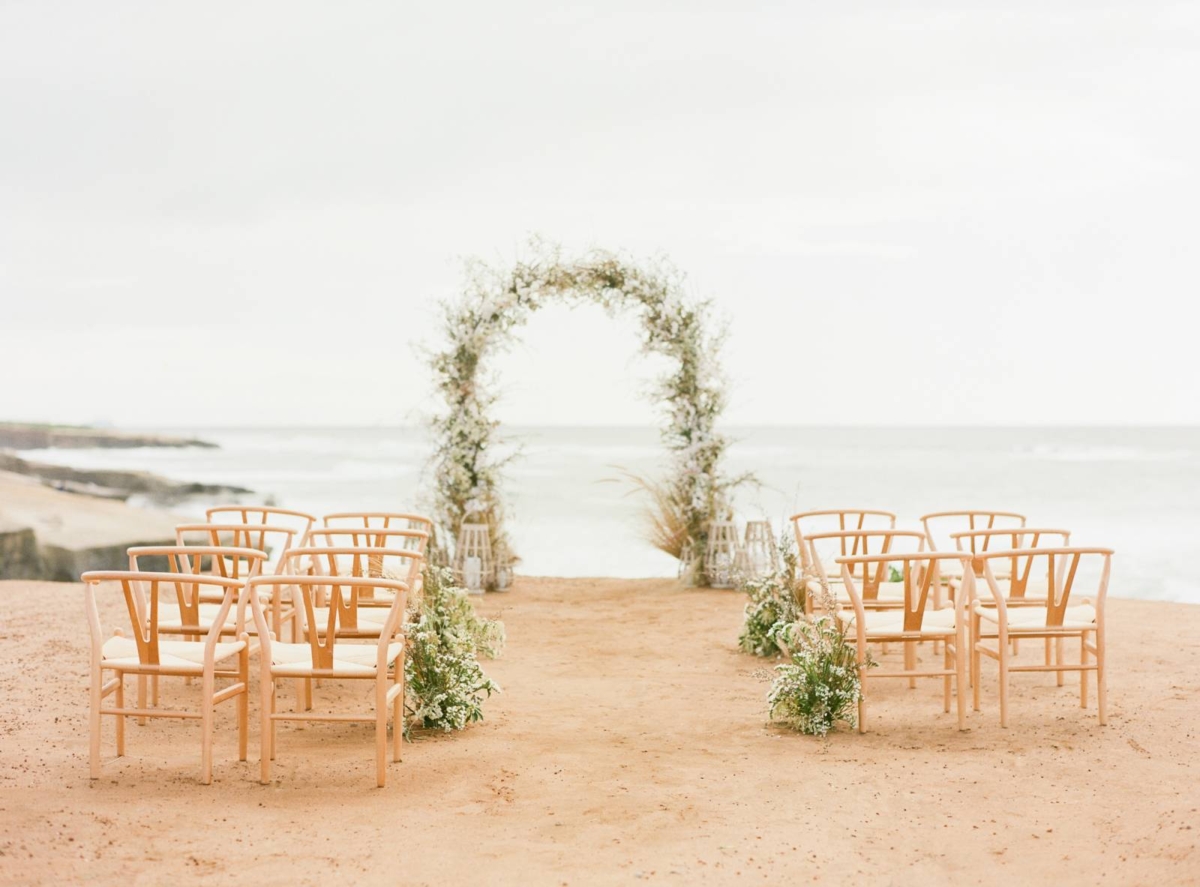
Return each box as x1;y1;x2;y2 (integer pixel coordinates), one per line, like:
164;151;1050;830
125;545;266;723
249;574;410;788
82;571;251;784
949;528;1072;604
970;547;1112;727
278;546;423;639
837;551;974;733
206;505;316;555
802;529;927;614
176;523;299;637
951;528;1073;668
790;509;897;585
306;527;428;599
920;511;1027;576
322;512;434;554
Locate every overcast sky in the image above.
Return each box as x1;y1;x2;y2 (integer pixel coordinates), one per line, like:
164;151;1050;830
1;1;1196;427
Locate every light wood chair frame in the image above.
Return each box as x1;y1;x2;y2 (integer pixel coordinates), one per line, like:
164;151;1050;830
305;527;429;585
837;551;973;732
278;546;424;638
83;571;250;784
950;527;1074;668
790;509;897;585
125;545;266;722
175;523;299;637
920;510;1028;553
322;512;434;555
206;505;316;547
803;529;928;614
969;547;1111;727
248;574;409;788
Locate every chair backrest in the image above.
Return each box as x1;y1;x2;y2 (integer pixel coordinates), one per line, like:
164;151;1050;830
307;526;430;558
176;523;298;574
951;528;1071;575
322;512;434;551
838;551;973;632
248;575;409;667
921;510;1026;552
82;571;246;664
804;529;926;600
127;545;268;581
206;506;316;547
278;545;423;589
789;510;897;575
973;547;1112;622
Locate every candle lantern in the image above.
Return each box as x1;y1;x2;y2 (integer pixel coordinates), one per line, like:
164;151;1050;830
704;521;743;588
493;540;513;592
453;522;494;595
678;538;695;584
742;520;778;578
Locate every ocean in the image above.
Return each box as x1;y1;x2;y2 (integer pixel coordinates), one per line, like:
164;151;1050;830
22;425;1200;603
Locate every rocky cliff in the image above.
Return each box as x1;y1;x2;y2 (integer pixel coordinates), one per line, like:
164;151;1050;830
0;423;216;450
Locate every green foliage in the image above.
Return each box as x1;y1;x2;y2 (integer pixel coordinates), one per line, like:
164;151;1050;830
405;566;502;734
738;535;804;656
767;618;867;736
428;238;744;584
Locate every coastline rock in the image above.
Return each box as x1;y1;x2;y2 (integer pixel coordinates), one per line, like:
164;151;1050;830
0;422;217;450
0;452;252;503
0;470;181;581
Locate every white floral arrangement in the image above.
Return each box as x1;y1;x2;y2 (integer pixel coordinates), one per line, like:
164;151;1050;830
427;238;743;585
767;617;867;736
405;566;502;734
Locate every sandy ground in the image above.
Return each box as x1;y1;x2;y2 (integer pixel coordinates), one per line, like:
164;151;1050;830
0;576;1196;886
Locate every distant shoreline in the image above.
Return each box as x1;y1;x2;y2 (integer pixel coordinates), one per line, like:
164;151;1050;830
0;422;217;450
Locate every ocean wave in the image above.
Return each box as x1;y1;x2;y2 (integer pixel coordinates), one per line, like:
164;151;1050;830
1015;444;1192;463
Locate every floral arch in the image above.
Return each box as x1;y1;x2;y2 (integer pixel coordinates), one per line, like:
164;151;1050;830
427;242;742;585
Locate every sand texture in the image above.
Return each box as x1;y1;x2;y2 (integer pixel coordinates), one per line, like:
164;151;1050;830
0;577;1196;885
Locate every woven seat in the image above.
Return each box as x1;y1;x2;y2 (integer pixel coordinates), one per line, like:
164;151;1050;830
268;640;404;678
102;636;246;672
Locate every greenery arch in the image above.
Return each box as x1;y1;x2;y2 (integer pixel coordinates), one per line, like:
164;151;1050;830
428;241;741;585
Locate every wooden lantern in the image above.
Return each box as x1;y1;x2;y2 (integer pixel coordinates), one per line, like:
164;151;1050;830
742;520;778;578
704;521;742;588
453;522;494;594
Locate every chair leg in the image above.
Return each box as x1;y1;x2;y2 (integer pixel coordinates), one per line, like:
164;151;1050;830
857;646;868;734
201;671;216;785
376;680;388;788
905;642;916;689
1055;637;1064;687
137;675;147;726
238;649;249;763
970;613;982;712
943;643;951;713
90;667;103;780
1096;630;1107;726
954;629;967;731
997;633;1010;729
260;677;273;785
152;675;159;708
392;656;405;763
114;676;125;757
1080;635;1089;709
